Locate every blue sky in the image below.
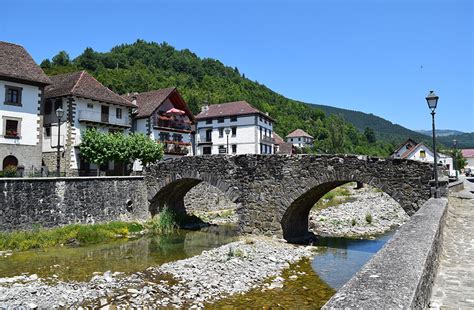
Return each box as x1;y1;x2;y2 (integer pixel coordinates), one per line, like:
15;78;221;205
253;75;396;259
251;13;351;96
2;0;473;132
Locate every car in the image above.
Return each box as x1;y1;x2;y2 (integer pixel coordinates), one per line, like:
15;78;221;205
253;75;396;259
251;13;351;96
466;167;472;177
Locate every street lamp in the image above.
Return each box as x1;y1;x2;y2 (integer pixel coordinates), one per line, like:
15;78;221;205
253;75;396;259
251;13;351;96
453;139;458;179
426;90;439;197
225;128;231;154
55;108;64;177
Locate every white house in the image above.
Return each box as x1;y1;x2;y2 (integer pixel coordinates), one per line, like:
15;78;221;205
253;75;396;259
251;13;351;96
123;87;195;170
391;139;455;176
461;149;474;169
43;70;135;176
0;41;51;175
286;129;314;148
195;101;275;155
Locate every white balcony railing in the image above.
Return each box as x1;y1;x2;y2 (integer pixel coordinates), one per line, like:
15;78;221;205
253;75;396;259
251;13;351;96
78;110;130;127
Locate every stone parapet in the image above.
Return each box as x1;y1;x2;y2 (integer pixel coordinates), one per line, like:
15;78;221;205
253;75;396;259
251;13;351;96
0;176;148;231
322;198;448;309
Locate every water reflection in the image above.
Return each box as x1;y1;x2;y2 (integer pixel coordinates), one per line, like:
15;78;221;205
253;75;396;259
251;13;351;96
311;231;395;289
0;225;238;282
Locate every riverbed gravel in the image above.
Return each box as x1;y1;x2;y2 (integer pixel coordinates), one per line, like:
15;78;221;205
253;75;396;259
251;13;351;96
0;238;314;308
309;186;409;237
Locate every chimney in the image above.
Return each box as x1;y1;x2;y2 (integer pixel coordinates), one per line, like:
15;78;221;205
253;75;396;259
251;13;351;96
201;104;209;113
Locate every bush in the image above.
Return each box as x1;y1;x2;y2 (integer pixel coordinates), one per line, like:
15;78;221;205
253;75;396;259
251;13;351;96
351;218;357;226
365;213;373;224
145;208;177;234
4;165;17;177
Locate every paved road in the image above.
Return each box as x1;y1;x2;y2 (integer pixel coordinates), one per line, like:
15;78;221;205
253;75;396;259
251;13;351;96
430;177;474;309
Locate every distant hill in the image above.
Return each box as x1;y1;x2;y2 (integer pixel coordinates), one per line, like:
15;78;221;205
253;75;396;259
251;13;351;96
416;129;465;137
40;40;439;155
437;132;474;149
306;103;429;143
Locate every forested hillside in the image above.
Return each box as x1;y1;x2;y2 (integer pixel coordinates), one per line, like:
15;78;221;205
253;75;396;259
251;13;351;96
40;40;430;156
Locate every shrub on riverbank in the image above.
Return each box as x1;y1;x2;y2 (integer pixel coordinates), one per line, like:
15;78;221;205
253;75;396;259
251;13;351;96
145;208;177;234
0;222;144;251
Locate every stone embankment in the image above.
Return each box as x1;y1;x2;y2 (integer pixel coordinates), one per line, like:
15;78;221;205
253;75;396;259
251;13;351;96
310;186;409;237
0;238;313;308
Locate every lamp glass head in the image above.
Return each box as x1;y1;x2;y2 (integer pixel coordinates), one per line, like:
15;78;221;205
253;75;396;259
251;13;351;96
55;108;64;119
425;91;439;110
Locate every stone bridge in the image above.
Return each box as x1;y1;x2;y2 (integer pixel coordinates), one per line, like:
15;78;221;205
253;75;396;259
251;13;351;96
145;154;434;242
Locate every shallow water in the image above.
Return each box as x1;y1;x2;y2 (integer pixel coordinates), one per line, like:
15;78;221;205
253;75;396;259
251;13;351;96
0;225;238;282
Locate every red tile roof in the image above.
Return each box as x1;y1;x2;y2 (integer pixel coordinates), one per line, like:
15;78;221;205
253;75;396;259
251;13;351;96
286;129;313;139
123;87;195;122
196;101;275;121
393;138;418;154
461;149;474;158
45;71;134;107
273;133;285;144
0;41;51;85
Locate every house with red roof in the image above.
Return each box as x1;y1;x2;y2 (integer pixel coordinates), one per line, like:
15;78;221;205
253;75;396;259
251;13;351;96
195;101;275;155
461;149;474;169
286;129;314;149
0;41;51;176
43;70;135;176
123;88;195;168
391;139;455;176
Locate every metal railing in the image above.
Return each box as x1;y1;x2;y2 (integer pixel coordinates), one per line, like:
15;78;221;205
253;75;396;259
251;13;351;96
78;110;130;126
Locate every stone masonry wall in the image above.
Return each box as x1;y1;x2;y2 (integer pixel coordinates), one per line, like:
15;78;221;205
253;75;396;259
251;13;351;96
184;182;237;214
0;176;149;231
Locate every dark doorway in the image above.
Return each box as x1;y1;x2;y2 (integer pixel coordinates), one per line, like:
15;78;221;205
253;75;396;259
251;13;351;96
2;155;18;169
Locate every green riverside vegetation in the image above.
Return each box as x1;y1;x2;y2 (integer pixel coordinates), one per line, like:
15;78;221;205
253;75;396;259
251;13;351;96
40;40;434;156
0;210;179;252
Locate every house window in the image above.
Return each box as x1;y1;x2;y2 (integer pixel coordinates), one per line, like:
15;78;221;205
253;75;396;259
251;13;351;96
291;138;293;142
219;128;224;138
159;132;170;142
230;116;237;122
45;126;51;137
420;150;426;158
218;117;225;123
54;99;63;112
173;134;183;142
116;108;122;119
44;100;53;114
218;145;226;154
206;119;212;124
87;103;94;109
232;144;237;154
203;147;212;155
4;86;22;106
3;118;20;138
231;127;237;137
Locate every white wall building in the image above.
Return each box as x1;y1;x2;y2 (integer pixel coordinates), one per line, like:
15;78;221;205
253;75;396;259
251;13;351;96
391;139;455;177
123;88;195;171
195;101;275;155
43;71;134;176
286;129;314;148
461;149;474;169
0;41;51;175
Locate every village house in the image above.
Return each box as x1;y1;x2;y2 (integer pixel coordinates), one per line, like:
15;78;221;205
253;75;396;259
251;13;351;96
42;70;135;176
391;139;455;176
286;129;314;149
0;41;51;176
123;87;195;170
461;149;474;170
195;101;275;155
274;132;293;154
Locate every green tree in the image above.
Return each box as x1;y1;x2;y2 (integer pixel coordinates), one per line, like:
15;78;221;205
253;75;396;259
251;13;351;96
364;127;376;143
327;115;345;153
128;133;164;167
52;51;71;66
75;47;101;71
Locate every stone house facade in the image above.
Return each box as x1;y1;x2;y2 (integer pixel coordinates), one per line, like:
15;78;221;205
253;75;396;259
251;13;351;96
195;101;275;155
0;41;51;175
42;71;135;176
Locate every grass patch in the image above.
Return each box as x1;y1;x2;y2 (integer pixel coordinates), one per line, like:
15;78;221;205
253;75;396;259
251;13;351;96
145;207;177;235
313;186;352;210
365;213;373;224
0;222;145;252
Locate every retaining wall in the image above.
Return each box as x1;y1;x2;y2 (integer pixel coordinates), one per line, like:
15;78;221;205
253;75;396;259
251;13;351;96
323;197;448;309
0;176;149;231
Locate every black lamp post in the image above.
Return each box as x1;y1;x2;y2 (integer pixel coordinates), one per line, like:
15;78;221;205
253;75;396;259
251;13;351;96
55;108;64;177
225;128;231;154
453;139;458;179
426;90;439;197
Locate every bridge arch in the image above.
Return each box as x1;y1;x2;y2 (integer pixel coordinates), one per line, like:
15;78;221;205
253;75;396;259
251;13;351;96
145;154;434;242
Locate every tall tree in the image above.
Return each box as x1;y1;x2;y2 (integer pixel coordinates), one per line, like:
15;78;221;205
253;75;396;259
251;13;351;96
51;51;70;66
364;127;376;143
